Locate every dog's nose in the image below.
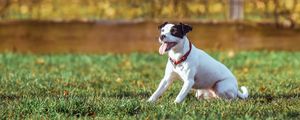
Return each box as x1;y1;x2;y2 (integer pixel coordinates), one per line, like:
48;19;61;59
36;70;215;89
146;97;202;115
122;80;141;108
160;35;166;40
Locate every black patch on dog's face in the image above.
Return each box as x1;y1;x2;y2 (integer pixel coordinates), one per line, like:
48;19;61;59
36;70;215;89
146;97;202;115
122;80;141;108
158;22;168;30
170;23;192;38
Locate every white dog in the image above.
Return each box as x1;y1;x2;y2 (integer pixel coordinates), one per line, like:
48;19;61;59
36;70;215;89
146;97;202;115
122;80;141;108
148;22;249;103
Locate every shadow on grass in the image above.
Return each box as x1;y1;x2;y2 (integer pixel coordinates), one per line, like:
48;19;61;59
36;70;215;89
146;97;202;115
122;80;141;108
105;91;300;104
251;93;300;103
0;94;21;100
55;105;97;118
103;90;151;99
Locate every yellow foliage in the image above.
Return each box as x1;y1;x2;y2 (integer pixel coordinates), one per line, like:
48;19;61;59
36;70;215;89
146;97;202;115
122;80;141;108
161;4;174;17
256;1;265;10
295;4;300;12
102;2;115;19
210;3;223;13
20;5;29;14
268;0;275;12
188;2;207;14
245;2;254;13
284;0;295;9
1;0;300;21
292;13;299;20
40;4;53;18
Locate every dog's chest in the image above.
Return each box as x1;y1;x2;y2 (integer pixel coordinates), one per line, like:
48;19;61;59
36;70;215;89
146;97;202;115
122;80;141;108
173;64;185;71
172;63;190;78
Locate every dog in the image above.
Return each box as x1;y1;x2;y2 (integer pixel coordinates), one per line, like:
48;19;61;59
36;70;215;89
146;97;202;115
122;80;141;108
148;22;249;103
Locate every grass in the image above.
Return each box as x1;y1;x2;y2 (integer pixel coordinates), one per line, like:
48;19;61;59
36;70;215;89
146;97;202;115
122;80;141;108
0;51;300;119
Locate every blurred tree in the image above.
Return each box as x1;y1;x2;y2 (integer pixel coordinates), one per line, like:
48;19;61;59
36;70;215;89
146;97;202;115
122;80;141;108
172;0;189;18
261;0;270;17
0;0;300;26
148;0;162;19
0;0;11;18
230;0;244;20
201;0;210;17
274;0;297;28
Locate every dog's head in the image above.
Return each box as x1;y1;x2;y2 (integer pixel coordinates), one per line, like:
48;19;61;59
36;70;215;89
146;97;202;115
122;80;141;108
158;22;192;55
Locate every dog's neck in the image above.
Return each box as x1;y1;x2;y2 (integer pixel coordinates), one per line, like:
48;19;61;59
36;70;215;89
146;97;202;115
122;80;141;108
168;36;191;61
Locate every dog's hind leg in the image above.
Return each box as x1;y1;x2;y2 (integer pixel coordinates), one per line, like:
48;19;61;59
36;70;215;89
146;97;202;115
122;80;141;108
195;89;204;99
195;89;218;100
213;79;238;100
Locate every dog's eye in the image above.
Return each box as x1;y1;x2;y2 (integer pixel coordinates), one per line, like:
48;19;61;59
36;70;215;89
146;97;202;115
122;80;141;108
170;28;174;33
161;29;164;32
170;28;177;34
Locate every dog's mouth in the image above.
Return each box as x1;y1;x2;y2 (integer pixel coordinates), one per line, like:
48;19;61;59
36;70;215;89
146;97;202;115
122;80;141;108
159;42;177;55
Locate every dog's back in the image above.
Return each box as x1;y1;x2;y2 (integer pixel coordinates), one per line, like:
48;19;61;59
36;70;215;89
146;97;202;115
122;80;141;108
190;47;237;89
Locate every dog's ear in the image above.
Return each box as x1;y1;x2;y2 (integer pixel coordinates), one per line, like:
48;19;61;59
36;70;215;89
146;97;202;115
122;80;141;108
170;23;192;38
158;22;168;30
180;22;192;34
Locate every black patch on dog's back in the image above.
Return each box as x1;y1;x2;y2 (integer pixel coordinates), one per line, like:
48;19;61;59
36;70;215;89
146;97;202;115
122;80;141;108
171;23;192;38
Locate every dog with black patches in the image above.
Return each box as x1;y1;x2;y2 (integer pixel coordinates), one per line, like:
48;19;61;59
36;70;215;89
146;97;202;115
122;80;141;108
148;22;249;103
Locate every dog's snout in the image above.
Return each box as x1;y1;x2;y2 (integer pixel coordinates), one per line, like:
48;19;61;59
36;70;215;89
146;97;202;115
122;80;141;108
160;35;166;40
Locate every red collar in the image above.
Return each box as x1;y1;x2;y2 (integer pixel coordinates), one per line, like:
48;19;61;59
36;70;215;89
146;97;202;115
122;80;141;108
169;41;192;66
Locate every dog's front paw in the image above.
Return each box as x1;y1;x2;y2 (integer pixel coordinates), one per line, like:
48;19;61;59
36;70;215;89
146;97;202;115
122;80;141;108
147;97;157;102
174;99;182;104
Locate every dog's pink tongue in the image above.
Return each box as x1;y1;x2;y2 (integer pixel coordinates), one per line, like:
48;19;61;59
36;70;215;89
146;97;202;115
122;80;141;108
159;43;167;55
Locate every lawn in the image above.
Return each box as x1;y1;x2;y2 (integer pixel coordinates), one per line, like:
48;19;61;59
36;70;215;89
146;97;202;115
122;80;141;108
0;51;299;119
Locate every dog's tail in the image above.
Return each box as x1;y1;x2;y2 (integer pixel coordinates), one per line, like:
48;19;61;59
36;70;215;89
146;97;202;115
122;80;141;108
237;86;249;99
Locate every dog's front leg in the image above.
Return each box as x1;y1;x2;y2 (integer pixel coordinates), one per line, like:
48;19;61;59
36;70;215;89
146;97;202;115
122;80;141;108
174;80;194;103
148;62;176;102
174;69;195;103
147;77;174;102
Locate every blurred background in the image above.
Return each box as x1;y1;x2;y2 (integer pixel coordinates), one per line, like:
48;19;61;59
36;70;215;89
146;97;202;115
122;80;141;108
1;0;300;53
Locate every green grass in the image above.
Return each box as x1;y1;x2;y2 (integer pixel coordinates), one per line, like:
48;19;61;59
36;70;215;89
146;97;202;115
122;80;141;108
0;51;300;119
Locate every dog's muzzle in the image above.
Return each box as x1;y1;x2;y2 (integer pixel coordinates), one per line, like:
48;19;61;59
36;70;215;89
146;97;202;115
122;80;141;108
160;35;166;40
159;42;177;55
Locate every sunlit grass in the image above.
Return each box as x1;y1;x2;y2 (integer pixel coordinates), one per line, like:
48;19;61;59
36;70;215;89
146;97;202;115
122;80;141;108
0;51;299;119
